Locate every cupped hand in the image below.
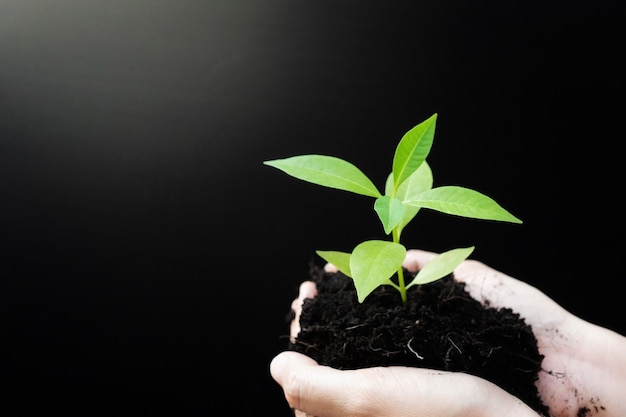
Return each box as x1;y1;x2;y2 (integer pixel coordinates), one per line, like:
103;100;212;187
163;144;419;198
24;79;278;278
271;249;626;417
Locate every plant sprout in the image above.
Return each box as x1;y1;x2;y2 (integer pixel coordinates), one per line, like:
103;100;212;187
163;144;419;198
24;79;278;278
264;113;522;303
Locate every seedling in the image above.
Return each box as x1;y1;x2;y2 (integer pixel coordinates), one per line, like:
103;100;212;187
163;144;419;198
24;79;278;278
264;113;521;303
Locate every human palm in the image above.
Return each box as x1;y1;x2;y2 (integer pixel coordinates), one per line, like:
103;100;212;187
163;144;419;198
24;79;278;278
272;250;626;417
440;249;624;417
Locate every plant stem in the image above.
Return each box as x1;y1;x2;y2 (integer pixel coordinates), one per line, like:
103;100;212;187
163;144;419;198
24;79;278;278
392;227;408;303
397;267;407;303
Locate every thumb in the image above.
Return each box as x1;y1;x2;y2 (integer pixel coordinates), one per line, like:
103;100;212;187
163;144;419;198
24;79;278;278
270;351;540;417
270;351;354;417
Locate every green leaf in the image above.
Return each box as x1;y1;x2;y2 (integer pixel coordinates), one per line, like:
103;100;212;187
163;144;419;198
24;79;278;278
404;186;522;223
374;196;406;235
316;250;352;277
385;161;434;233
391;114;437;192
350;240;406;302
407;246;475;288
264;155;382;198
385;161;433;198
395;161;433;200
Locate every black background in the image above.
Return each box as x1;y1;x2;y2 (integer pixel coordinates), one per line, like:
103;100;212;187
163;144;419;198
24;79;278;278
1;1;624;415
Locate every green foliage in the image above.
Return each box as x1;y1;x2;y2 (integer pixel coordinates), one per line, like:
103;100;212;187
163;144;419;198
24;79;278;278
264;113;522;303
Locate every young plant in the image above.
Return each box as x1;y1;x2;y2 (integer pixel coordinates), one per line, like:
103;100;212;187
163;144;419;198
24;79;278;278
264;113;522;303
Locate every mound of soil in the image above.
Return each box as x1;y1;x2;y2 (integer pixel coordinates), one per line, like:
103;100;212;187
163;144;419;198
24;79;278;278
284;262;551;416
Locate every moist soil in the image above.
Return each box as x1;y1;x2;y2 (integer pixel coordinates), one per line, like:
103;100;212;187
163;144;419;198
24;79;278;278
284;261;552;416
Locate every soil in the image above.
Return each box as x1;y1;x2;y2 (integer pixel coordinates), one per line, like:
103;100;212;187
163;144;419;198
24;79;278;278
283;261;553;416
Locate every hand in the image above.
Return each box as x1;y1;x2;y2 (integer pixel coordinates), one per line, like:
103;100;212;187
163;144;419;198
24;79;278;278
270;249;626;417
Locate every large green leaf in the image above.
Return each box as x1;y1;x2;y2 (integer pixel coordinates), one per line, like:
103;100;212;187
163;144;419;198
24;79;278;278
316;250;352;277
407;246;474;288
350;240;406;302
264;155;382;198
404;186;522;223
374;196;406;235
391;114;437;192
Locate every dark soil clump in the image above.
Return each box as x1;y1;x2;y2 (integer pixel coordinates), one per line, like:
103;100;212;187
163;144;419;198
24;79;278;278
285;262;551;416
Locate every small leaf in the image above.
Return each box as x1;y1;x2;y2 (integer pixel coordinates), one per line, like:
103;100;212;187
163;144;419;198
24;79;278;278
374;196;406;235
351;240;406;302
391;114;437;192
407;246;475;288
386;162;433;232
404;186;522;223
264;155;382;198
316;250;352;277
395;161;433;200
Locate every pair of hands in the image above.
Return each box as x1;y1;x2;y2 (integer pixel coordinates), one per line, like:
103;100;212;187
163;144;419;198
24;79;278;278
270;249;626;417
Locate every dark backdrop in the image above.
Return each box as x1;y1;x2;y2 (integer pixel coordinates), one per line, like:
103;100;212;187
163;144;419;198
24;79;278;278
1;1;623;415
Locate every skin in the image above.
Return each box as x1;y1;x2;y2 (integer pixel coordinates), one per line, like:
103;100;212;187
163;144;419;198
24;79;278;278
270;249;626;417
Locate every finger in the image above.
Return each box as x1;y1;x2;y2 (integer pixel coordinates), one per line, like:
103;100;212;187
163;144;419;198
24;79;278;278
405;249;554;317
324;249;437;276
290;281;317;342
269;351;318;412
270;351;358;417
270;351;536;417
270;351;444;417
453;258;569;329
402;248;438;271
